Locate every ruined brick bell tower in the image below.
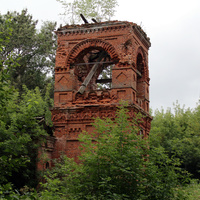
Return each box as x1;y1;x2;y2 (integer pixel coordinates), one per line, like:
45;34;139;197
51;21;152;162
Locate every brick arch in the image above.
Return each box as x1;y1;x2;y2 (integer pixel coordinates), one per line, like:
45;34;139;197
136;46;146;63
136;46;148;79
66;39;119;68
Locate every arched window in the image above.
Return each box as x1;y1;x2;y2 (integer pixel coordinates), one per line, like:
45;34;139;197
45;162;50;169
73;47;115;91
136;53;145;100
136;53;144;79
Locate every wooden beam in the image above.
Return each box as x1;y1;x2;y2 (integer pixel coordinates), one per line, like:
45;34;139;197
72;61;115;66
136;70;142;77
80;14;88;24
96;79;112;83
78;51;108;94
92;18;98;23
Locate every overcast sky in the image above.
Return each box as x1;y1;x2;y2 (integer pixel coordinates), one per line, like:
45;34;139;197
1;0;200;112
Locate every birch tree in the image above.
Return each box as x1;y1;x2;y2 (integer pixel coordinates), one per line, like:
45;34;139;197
57;0;118;24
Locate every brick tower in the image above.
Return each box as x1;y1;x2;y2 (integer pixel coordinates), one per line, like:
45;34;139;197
51;21;152;163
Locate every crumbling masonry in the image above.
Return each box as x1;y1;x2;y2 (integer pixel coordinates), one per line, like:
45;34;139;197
38;20;152;170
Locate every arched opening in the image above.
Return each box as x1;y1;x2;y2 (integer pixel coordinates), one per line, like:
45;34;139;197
137;53;144;76
66;38;118;69
136;53;145;101
45;162;50;169
72;47;115;92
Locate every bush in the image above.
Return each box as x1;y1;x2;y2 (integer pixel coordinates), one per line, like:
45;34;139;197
40;102;189;199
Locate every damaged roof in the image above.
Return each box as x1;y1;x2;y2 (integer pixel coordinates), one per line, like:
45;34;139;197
56;20;150;45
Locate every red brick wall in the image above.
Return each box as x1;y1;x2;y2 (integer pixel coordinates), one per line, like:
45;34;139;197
48;21;152;164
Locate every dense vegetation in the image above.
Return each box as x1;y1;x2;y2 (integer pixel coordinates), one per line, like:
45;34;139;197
150;102;200;179
0;9;56;95
0;9;54;195
1;8;200;200
38;103;189;200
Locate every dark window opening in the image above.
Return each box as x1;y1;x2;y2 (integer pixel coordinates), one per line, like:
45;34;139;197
136;53;144;78
46;162;50;169
136;53;145;100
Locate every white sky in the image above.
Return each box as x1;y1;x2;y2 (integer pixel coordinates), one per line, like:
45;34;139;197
1;0;200;111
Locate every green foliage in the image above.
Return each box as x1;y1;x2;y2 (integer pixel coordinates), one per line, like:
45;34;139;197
0;85;53;189
0;15;54;197
0;183;39;200
150;102;200;179
40;102;188;199
39;155;83;200
0;9;57;93
57;0;118;24
181;179;200;200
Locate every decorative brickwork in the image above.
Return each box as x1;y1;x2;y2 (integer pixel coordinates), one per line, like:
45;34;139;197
39;21;152;169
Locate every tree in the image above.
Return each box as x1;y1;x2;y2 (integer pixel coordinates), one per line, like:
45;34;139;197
0;9;57;94
150;102;200;179
0;25;53;189
40;103;188;199
0;85;53;189
57;0;118;24
0;19;54;198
